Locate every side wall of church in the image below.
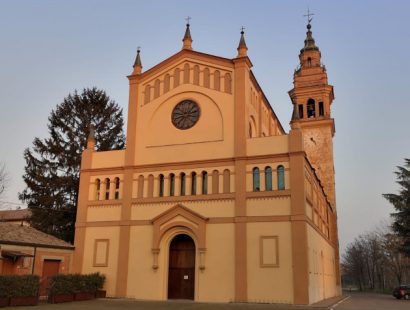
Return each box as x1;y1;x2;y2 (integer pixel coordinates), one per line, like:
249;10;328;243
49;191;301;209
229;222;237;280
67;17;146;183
307;225;339;303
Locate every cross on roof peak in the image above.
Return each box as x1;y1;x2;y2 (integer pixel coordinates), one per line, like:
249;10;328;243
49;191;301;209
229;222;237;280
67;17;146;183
303;8;314;24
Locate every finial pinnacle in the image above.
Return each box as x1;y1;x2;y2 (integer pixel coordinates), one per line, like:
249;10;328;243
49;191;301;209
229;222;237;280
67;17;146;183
132;46;142;74
236;26;248;57
303;8;315;26
300;9;319;53
182;17;193;50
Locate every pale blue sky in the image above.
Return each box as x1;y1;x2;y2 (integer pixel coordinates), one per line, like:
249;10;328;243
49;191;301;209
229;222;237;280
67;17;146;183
0;0;409;250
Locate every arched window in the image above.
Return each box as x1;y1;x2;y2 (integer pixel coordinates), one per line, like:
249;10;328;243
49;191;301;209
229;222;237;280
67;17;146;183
183;63;190;83
159;174;164;197
203;68;210;88
105;178;110;200
164;74;170;93
319;102;324;116
180;172;186;196
148;174;154;198
154;79;160;99
138;175;144;198
144;85;151;104
191;172;197;195
212;170;219;194
265;166;272;191
224;73;232;94
114;177;120;200
298;104;304;119
95;178;101;200
252;168;260;192
202;171;208;194
223;169;230;193
307;98;316;118
169;173;175;196
214;70;220;91
193;65;200;85
277;165;285;190
174;68;180;88
307;57;312;67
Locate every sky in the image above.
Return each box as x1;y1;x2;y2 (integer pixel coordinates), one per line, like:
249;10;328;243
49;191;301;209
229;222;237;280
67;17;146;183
0;0;409;252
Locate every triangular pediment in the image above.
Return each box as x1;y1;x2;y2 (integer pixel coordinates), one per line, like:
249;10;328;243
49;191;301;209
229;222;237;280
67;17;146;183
136;49;234;82
151;204;208;227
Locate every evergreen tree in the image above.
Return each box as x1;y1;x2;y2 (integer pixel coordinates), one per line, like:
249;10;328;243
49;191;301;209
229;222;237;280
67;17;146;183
19;87;125;243
383;158;410;256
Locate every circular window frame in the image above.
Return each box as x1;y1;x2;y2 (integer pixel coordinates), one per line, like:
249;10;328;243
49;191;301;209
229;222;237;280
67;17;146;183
171;100;201;130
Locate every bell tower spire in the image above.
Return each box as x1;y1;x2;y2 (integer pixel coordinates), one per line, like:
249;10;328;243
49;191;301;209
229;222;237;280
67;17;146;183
288;14;336;207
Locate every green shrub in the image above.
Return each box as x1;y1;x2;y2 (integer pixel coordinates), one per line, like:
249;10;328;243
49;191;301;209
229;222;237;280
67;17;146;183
49;273;105;296
0;275;39;297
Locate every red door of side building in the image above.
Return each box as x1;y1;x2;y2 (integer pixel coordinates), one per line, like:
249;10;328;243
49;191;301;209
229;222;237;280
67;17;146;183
40;260;60;296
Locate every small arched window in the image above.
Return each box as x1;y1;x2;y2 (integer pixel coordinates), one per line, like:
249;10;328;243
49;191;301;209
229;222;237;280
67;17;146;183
212;170;219;194
154;79;160;99
319;102;324;116
184;63;190;83
202;171;208;194
95;178;101;200
169;173;175;196
114;177;120;200
105;178;110;200
144;85;151;104
307;57;312;67
252;168;260;192
191;172;197;195
307;98;316;118
138;175;144;198
214;70;220;91
277;165;285;190
265;166;272;191
224;73;232;94
174;68;180;88
193;65;200;85
164;74;170;93
180;172;186;196
159;174;164;197
147;174;154;198
223;169;230;193
203;68;210;88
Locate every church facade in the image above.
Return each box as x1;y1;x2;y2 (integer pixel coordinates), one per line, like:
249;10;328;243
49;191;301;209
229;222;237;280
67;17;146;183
73;21;341;305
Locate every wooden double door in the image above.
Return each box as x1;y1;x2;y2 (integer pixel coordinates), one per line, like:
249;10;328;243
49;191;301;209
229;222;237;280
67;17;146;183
167;234;195;300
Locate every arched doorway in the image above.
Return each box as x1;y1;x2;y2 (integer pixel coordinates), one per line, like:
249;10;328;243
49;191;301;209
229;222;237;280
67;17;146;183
168;234;195;300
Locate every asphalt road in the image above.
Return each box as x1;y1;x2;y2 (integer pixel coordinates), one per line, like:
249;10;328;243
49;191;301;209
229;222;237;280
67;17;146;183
335;292;409;310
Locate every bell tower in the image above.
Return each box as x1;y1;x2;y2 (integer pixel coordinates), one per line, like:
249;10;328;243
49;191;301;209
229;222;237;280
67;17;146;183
288;18;336;207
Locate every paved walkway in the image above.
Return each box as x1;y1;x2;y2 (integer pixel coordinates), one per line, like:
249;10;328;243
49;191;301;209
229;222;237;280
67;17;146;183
7;296;347;310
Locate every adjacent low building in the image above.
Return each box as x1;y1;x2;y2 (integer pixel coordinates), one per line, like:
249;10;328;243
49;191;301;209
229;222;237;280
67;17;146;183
0;222;74;296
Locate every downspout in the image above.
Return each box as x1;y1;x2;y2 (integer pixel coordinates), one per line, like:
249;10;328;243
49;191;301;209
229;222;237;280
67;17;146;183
31;246;37;274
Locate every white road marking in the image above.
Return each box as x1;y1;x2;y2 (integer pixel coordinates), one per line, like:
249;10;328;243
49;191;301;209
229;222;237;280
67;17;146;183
330;296;351;310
